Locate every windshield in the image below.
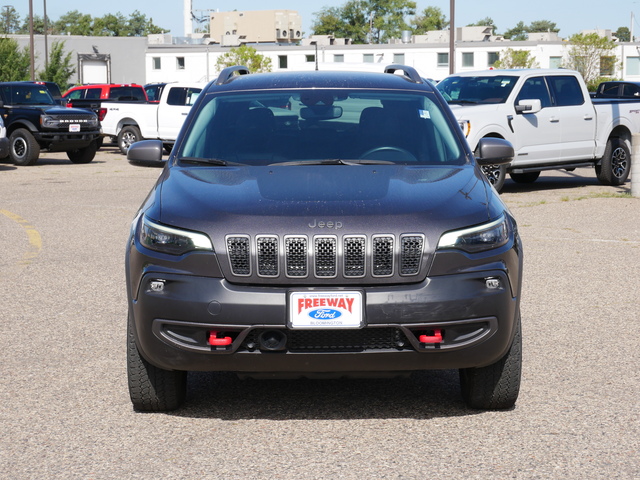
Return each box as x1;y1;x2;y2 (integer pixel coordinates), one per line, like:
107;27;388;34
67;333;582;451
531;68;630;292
1;84;55;106
178;89;465;166
436;75;518;104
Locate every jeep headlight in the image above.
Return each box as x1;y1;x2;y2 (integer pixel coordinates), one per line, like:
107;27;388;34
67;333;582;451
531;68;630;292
139;216;213;255
438;215;510;253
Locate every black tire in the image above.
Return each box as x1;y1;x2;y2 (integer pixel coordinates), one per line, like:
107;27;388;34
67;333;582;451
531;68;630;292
9;128;40;166
117;125;142;155
66;140;98;164
127;314;187;412
509;171;540;184
480;163;507;192
596;138;630;186
459;312;522;410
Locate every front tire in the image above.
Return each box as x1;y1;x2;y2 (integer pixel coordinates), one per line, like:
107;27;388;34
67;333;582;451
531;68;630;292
480;163;507;192
459;312;522;410
9;128;40;166
509;171;540;184
117;125;142;155
67;140;98;164
127;314;187;412
596;138;630;186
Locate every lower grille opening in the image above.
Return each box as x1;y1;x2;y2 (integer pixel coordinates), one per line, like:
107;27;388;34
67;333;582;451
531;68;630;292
243;328;411;353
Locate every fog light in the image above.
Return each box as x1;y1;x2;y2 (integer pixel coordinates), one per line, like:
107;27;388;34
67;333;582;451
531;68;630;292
485;277;501;289
149;280;165;292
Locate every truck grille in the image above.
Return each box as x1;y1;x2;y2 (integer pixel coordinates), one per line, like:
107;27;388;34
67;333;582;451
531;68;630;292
226;233;425;279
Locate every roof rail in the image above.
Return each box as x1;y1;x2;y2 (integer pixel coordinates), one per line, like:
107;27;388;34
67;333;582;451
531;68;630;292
215;65;250;85
384;65;423;84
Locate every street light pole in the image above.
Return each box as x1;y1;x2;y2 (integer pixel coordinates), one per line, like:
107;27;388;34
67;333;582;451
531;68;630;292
449;0;455;74
43;0;48;70
28;0;34;80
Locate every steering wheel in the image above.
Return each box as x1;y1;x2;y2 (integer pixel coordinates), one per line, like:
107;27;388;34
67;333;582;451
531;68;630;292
359;146;417;162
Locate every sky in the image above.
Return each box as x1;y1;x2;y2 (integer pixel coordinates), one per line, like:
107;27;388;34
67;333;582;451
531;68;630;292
23;0;640;38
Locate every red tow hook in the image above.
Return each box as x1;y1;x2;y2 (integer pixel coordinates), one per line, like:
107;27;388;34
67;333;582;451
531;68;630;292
419;329;443;344
208;331;232;346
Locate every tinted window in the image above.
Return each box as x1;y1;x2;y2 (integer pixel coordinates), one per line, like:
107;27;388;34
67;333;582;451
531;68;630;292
85;88;101;100
547;76;584;106
437;75;518;104
516;77;551;108
0;85;54;105
167;87;202;106
109;86;146;101
180;90;464;166
622;83;640;97
600;83;621;97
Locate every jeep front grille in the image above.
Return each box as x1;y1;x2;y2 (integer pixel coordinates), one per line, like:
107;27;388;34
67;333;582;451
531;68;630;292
226;233;425;280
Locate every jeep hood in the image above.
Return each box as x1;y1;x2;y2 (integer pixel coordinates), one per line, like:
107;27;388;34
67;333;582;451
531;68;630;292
148;164;502;250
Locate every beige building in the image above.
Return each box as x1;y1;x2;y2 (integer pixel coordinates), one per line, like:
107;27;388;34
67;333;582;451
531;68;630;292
209;10;302;45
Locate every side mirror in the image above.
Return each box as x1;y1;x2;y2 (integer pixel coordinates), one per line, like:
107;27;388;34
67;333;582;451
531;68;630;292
515;99;542;114
475;137;514;166
127;139;165;167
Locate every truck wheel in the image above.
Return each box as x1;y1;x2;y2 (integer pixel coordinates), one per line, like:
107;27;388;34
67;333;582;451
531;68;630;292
127;314;187;412
596;138;630;186
66;140;98;164
9;128;40;166
118;125;142;155
509;171;540;184
459;311;522;410
480;163;507;192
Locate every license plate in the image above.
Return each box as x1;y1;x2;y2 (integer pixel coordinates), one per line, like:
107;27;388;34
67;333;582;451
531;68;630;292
69;124;80;132
289;291;363;329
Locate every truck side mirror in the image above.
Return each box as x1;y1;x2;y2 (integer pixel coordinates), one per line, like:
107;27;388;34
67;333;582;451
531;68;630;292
127;139;165;167
515;99;542;114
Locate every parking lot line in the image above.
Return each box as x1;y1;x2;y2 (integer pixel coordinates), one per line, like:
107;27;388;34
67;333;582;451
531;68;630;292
0;209;42;265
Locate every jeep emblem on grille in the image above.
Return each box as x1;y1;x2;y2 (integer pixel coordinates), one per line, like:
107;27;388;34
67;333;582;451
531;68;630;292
308;219;343;229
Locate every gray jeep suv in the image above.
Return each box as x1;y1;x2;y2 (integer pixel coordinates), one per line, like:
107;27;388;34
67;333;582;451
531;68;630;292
126;65;522;412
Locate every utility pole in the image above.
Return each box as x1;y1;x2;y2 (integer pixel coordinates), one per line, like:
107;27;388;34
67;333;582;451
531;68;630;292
44;0;48;70
449;0;455;74
28;0;34;80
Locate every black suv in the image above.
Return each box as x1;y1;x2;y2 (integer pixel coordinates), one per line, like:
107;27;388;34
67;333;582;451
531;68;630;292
0;82;100;165
126;65;522;411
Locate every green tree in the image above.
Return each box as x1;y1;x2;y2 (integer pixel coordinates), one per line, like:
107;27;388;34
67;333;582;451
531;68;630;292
38;40;75;87
503;21;527;40
0;37;31;81
411;6;448;34
215;45;273;74
528;20;560;33
0;6;21;34
54;10;93;36
615;26;631;42
564;32;619;84
93;13;129;36
493;48;539;69
312;0;416;44
126;11;168;36
467;17;496;30
503;19;559;40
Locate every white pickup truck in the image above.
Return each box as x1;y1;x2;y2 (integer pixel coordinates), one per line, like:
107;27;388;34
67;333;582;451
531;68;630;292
100;82;205;154
436;69;640;191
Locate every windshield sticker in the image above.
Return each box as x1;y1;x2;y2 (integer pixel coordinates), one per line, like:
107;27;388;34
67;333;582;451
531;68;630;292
419;109;430;119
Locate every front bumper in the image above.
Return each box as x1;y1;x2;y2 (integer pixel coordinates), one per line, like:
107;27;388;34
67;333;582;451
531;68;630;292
34;130;101;151
129;269;521;374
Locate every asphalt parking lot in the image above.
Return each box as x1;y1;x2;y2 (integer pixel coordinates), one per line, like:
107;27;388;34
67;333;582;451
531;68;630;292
1;147;638;479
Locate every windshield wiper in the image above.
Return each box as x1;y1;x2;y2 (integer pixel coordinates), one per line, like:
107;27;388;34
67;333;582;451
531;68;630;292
269;159;395;166
178;157;229;166
448;100;478;105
